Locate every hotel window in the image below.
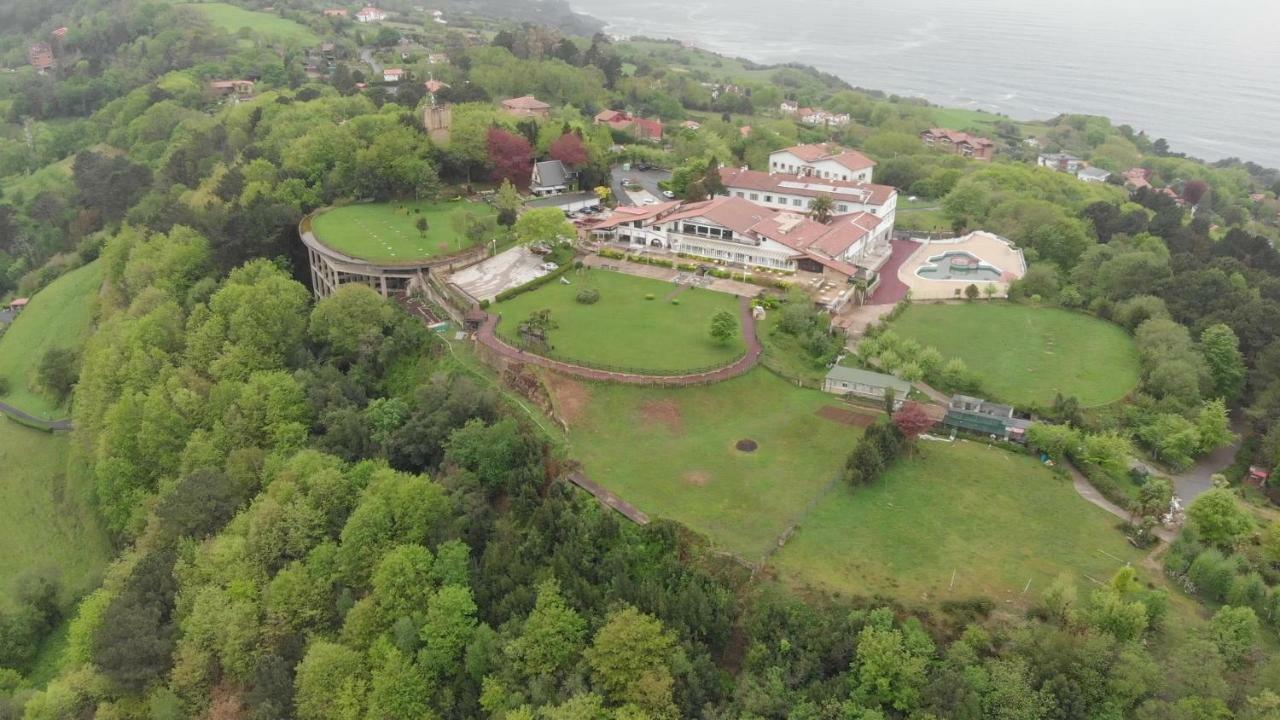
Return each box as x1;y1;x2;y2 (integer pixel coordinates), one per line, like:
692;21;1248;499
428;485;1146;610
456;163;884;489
839;204;848;212
736;191;745;198
764;195;772;203
793;198;803;207
749;193;758;200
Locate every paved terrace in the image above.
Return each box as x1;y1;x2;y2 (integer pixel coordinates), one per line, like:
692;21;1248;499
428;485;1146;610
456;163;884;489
898;231;1027;301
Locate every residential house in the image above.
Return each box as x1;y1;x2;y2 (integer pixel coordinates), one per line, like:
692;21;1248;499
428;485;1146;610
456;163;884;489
323;8;348;16
719;166;898;234
427;53;449;65
822;366;912;407
593;109;662;141
531;160;575;196
501;95;551;118
355;5;387;21
1123;167;1152;190
209;79;256;99
769;143;876;183
1076;166;1112;184
28;42;55;72
51;27;68;40
382;68;405;83
943;395;1032;442
780;100;799;114
679;120;701;131
920;128;997;161
424;78;449;94
1037;153;1084;174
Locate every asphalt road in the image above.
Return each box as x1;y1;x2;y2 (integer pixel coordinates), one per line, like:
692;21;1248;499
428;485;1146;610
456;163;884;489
611;166;672;206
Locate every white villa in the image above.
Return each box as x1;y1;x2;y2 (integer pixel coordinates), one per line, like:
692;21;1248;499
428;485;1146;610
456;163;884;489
591;195;888;284
767;143;876;183
355;5;387;22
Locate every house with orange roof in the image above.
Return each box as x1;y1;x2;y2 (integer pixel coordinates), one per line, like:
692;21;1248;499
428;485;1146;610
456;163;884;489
769;143;876;183
594;110;663;141
501;95;551;118
355;5;386;22
921;128;996;161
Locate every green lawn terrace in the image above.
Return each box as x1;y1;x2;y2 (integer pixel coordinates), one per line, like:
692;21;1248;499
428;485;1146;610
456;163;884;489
0;261;103;418
493;270;746;374
772;440;1146;603
175;3;321;45
309;200;496;265
552;370;860;556
888;302;1141;408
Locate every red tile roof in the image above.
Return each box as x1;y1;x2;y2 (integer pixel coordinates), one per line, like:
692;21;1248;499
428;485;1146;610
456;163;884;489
503;95;551;110
720;167;896;207
923;128;995;148
778;143;876;172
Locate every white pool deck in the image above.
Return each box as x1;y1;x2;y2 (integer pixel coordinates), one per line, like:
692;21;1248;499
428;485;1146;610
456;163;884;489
898;231;1027;300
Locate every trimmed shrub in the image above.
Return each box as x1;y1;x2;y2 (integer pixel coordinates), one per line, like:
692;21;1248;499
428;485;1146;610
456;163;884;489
576;288;601;305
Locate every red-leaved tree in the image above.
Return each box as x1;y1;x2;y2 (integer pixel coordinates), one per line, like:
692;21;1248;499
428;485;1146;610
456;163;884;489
892;401;934;441
1182;179;1209;205
487;128;534;189
549;133;589;168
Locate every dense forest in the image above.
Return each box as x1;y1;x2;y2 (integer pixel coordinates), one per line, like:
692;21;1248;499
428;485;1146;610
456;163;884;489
3;0;1280;718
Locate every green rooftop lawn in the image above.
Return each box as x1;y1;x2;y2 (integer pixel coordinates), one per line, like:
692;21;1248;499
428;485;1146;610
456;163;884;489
558;369;862;556
311;200;496;264
176;3;320;44
494;269;746;374
772;440;1146;603
0;261;102;419
889;302;1140;407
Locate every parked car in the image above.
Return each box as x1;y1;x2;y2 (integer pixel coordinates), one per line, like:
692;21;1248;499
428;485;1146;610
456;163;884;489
642;198;657;205
540;261;559;271
530;244;552;255
661;190;676;198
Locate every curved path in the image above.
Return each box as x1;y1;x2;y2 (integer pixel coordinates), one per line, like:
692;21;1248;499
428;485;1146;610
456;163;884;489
476;296;763;386
0;401;72;432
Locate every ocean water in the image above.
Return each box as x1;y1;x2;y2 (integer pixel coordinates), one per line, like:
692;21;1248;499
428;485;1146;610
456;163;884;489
567;0;1280;167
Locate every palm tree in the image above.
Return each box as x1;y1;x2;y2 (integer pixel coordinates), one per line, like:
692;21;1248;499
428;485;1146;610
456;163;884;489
809;194;835;224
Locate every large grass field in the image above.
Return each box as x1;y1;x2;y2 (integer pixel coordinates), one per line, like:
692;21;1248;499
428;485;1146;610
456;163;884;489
311;201;496;264
772;440;1145;602
0;422;112;611
176;3;320;44
495;270;746;373
555;369;861;555
889;302;1140;407
0;261;102;418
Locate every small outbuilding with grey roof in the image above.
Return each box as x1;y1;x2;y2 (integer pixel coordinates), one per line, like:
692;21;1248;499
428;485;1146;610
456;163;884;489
531;160;573;196
822;366;912;408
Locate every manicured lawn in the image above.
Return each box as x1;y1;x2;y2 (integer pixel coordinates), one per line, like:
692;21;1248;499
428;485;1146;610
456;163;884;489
311;200;496;264
0;421;112;613
495;270;746;373
0;261;102;419
889;302;1140;407
557;369;863;556
177;3;320;44
772;441;1145;602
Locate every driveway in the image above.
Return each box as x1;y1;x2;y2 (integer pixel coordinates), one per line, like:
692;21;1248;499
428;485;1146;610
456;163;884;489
611;166;672;206
1172;417;1245;503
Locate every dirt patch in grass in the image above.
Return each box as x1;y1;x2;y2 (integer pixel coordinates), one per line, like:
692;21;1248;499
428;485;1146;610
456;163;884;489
684;470;710;486
816;406;877;427
545;374;591;426
640;398;684;433
736;439;758;452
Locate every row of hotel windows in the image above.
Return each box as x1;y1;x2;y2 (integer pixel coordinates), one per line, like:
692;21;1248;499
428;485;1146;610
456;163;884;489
770;162;852;182
732;191;854;214
678;243;793;269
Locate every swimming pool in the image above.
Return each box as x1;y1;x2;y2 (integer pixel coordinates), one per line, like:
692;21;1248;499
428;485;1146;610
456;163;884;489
916;251;1003;281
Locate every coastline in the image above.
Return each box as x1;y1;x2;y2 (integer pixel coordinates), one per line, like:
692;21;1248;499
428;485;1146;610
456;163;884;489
566;2;1278;170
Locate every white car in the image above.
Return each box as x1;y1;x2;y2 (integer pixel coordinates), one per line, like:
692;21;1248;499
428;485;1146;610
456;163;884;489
662;190;676;199
642;198;657;205
540;261;559;271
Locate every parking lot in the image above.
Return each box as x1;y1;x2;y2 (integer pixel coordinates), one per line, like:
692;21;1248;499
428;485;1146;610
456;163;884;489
611;165;673;206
